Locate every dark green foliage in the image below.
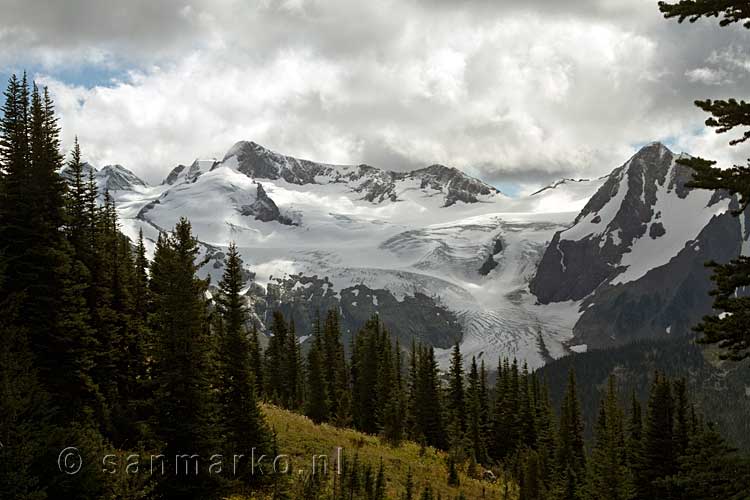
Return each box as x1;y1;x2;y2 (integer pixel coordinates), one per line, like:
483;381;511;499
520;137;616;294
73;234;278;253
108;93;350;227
322;309;350;424
446;342;466;443
639;373;677;499
658;0;750;361
149;219;223;498
584;376;633;500
215;242;270;487
305;313;330;423
410;344;445;449
447;456;460;487
694;254;750;360
555;369;586;498
519;449;544;500
671;424;750;499
265;310;303;409
659;0;750;28
466;356;488;463
0;291;51;500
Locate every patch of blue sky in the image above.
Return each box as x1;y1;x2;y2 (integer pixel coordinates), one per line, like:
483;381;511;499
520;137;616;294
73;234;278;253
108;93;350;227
494;182;522;197
0;62;133;106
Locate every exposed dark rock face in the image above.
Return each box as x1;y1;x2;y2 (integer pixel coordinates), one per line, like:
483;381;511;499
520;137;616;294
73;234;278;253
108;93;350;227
249;274;461;348
223;141;498;207
239;183;294;225
573;208;745;348
649;222;665;238
409;164;499;206
98;165;147;191
61;162;147;192
163;164;186;185
529;141;750;350
478;237;504;275
530;142;694;303
163;160;217;185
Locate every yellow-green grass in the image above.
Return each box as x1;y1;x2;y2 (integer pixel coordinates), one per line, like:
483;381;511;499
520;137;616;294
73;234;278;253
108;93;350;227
229;404;515;499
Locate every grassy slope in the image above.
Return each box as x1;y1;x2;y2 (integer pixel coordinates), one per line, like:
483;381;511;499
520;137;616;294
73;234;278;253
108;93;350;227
236;404;513;499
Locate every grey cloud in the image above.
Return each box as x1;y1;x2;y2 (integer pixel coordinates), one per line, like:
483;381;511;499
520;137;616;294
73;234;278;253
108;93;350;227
4;0;750;190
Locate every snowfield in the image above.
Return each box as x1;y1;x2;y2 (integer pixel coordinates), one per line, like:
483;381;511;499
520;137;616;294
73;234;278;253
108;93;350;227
78;140;734;369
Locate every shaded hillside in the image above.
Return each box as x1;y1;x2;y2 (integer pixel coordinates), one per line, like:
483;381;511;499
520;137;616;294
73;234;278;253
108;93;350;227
537;338;750;449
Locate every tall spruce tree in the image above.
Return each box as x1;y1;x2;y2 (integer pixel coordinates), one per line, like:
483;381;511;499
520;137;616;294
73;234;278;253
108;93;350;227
446;342;467;451
149;219;222;498
555;369;586;499
305;312;330;423
265;310;290;406
466;356;487;464
640;372;676;500
672;423;750;499
585;375;633;500
215;242;270;487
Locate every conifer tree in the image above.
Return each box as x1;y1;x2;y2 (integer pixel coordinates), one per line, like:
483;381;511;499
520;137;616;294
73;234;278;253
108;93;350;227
555;369;585;498
215;242;270;487
519;363;536;448
414;345;445;449
585;376;633;500
534;379;557;492
305;312;330;423
446;342;467;451
322;309;349;422
149;219;222;498
626;391;646;499
658;1;750;361
0;282;52;500
519;449;544;500
248;323;265;398
351;315;382;434
640;372;676;499
466;356;487;464
381;336;406;446
672;423;750;498
133;228;150;320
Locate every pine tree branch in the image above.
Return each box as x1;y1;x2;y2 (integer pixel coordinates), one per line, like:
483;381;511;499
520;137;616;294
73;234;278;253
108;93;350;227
658;0;750;28
695;98;750;145
680;156;750;215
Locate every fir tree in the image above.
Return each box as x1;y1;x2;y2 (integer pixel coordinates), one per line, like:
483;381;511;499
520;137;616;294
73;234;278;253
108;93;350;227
534;379;557;493
149;219;222;498
585;375;633;500
672;423;750;499
555;369;585;498
215;242;270;487
305;312;330;423
446;342;467;453
414;345;445;449
640;372;676;500
466;356;487;464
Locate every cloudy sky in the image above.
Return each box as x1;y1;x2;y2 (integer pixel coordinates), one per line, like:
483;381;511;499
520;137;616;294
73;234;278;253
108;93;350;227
1;0;749;193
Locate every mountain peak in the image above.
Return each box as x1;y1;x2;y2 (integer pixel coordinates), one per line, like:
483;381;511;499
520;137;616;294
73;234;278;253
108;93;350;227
631;141;673;162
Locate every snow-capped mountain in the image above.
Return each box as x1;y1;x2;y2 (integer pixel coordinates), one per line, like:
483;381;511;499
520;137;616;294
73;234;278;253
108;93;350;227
61;162;148;193
77;140;743;368
531;142;749;349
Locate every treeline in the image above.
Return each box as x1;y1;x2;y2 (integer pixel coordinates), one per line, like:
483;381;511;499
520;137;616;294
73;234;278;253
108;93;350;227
265;311;750;499
537;337;750;449
1;73;748;500
0;74;272;499
0;73;480;500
